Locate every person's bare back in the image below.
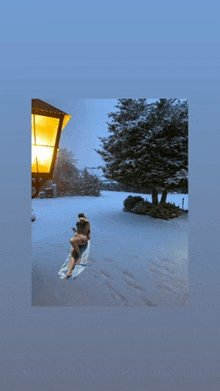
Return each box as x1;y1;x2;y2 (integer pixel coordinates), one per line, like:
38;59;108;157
75;221;90;238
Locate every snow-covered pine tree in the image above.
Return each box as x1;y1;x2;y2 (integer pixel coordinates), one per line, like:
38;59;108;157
157;99;188;199
138;99;188;203
96;98;188;205
96;98;152;190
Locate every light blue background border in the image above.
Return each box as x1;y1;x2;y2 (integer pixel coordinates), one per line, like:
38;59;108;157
0;42;220;390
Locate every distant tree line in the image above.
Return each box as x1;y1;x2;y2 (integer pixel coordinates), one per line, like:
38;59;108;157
41;148;101;197
101;180;187;194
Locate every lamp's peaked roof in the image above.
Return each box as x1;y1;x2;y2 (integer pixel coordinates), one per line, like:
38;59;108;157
32;99;68;115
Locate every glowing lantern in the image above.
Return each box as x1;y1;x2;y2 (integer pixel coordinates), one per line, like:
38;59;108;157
32;99;71;197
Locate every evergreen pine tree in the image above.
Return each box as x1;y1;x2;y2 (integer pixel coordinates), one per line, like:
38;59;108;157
96;98;188;205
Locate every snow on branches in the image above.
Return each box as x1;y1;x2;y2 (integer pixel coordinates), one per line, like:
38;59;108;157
96;99;188;203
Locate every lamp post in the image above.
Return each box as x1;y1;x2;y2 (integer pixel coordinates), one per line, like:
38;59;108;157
31;99;71;198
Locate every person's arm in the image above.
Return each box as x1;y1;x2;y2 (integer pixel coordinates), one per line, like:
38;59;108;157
73;222;79;234
87;222;91;240
70;237;75;245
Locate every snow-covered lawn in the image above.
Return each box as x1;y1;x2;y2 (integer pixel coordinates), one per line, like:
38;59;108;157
32;191;188;307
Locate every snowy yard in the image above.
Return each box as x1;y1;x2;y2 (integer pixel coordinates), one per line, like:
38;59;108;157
32;191;188;307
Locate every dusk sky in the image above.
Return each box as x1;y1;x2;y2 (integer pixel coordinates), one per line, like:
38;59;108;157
46;99;158;179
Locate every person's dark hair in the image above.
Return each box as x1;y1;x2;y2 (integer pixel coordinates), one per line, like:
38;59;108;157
78;213;89;222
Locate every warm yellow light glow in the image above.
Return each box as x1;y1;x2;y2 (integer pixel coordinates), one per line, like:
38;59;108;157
31;114;60;174
31;111;71;175
62;114;72;130
32;145;54;173
32;114;59;147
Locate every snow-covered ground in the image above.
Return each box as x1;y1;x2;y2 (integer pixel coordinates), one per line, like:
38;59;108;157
32;191;188;307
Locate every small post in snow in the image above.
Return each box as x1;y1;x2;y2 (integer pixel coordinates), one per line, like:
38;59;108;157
182;198;184;209
52;183;57;198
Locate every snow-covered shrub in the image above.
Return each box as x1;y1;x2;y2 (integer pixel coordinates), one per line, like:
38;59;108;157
131;200;152;214
149;203;181;220
123;196;182;220
123;195;144;211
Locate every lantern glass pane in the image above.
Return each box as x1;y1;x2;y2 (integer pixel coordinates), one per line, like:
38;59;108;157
32;146;54;173
62;114;72;130
32;114;60;147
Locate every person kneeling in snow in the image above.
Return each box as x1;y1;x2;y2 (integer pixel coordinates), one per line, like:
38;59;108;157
63;213;91;279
